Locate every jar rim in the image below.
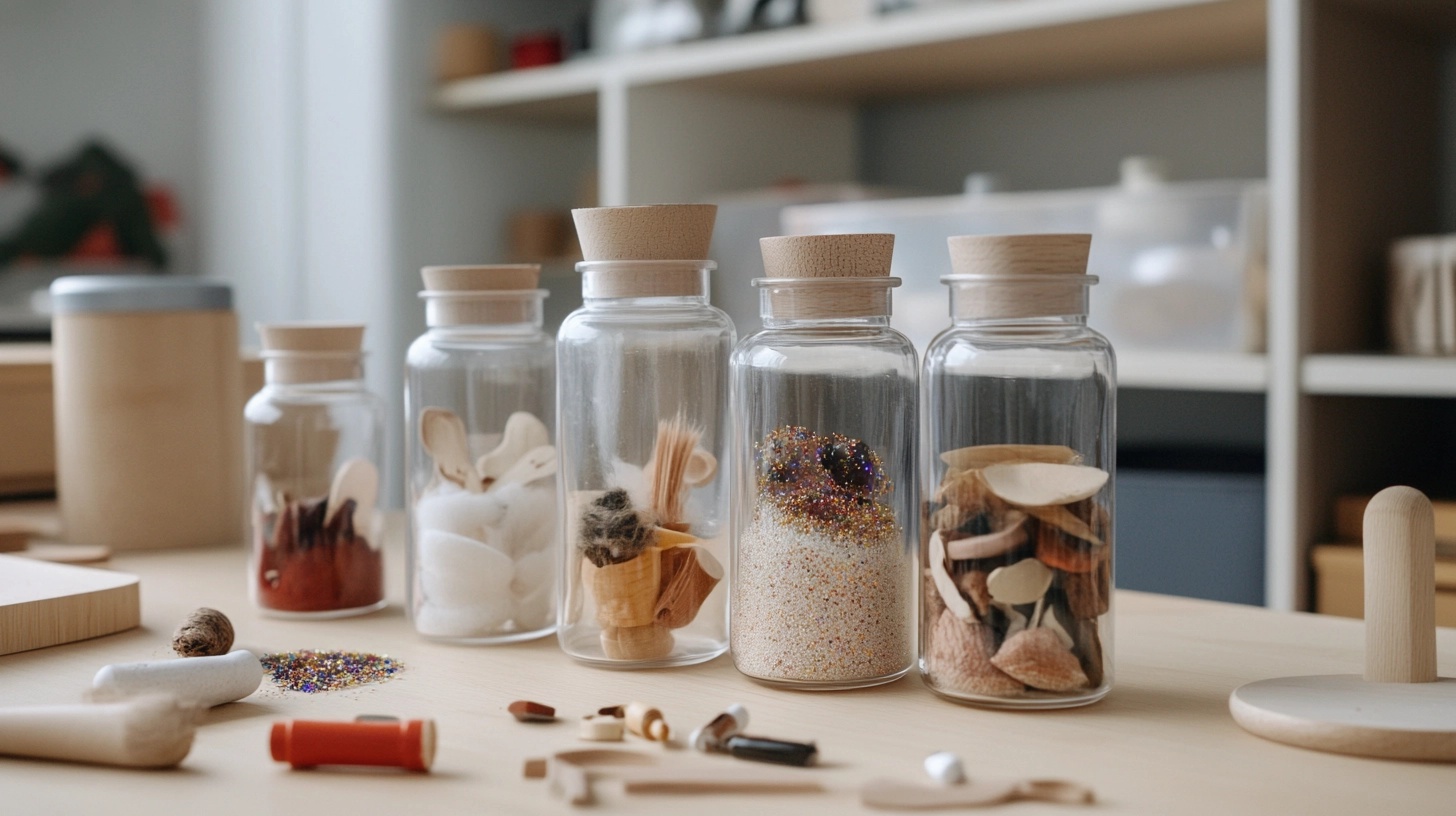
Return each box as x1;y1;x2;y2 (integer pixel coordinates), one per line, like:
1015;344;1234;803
753;276;903;289
576;259;717;273
939;273;1099;286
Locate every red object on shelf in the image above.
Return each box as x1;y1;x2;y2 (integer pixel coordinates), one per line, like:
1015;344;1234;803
511;32;563;69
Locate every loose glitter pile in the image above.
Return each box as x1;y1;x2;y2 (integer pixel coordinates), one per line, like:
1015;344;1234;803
261;650;403;693
732;426;910;685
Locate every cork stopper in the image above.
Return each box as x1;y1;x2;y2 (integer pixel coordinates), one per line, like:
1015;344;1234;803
257;323;365;385
944;234;1094;320
420;265;544;326
756;234;899;320
572;206;717;299
572;205;716;261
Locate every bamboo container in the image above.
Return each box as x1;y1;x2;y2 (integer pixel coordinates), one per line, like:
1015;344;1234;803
50;276;243;550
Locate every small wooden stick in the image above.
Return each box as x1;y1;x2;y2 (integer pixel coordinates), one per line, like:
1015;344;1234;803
0;695;198;768
655;545;722;629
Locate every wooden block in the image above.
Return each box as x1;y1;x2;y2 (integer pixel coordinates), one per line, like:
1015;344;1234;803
1311;544;1456;627
1336;494;1456;551
0;555;139;655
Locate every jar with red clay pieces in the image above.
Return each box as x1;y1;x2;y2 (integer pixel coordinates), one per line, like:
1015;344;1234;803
920;234;1114;709
247;323;385;617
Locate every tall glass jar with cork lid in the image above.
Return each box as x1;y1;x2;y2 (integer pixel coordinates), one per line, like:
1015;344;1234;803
247;324;386;618
406;265;557;643
556;204;735;667
730;234;917;689
920;234;1114;709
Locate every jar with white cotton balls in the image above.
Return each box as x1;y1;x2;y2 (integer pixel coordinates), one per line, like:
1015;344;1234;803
557;205;734;667
406;265;557;643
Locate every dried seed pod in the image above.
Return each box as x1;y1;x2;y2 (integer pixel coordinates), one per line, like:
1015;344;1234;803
1034;524;1101;573
1062;556;1110;619
990;628;1089;692
955;569;992;620
171;608;234;657
926;610;1023;697
1071;619;1105;688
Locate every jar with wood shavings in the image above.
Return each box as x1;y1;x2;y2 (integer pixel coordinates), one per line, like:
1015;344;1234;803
730;233;917;689
406;265;557;643
921;234;1114;708
247;323;385;618
556;205;734;667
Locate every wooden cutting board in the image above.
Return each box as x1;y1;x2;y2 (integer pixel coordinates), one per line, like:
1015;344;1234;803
0;554;139;655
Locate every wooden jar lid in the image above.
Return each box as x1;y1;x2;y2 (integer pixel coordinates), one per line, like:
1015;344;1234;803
571;205;718;298
757;234;898;319
945;234;1093;320
256;323;365;384
420;265;543;326
421;264;541;291
572;205;716;261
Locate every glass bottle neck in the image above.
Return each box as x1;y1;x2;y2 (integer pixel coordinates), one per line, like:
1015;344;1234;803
761;314;892;330
578;261;712;301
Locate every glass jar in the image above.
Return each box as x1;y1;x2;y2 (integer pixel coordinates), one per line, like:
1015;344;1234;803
405;265;557;643
730;234;917;689
247;323;386;618
920;234;1114;709
556;205;735;667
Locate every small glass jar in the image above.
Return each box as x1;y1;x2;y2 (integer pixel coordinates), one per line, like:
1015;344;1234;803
556;204;734;667
730;234;917;689
405;265;557;643
247;323;386;618
920;234;1114;709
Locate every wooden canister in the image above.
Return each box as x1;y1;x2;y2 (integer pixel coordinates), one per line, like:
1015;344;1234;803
50;277;243;550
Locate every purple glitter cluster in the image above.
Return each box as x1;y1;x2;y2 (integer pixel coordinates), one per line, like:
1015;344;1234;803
261;650;403;693
756;426;896;542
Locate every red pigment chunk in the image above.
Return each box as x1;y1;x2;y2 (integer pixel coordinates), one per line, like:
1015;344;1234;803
508;700;556;723
257;496;384;613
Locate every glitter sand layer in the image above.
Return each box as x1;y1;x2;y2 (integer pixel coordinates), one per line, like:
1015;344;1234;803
732;505;910;684
261;650;403;693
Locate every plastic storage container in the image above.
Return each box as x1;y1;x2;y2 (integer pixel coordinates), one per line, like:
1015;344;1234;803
920;234;1114;709
247;323;386;618
556;205;735;667
730;234;917;689
783;158;1267;353
50;276;243;550
406;265;557;643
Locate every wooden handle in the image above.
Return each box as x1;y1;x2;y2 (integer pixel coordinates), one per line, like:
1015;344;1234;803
1363;485;1437;683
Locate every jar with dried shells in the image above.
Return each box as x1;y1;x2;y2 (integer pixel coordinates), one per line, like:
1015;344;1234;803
920;234;1114;708
555;205;734;667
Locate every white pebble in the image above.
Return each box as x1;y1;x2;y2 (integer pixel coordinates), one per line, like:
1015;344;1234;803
415;488;507;540
923;751;966;786
414;599;515;638
418;530;513;607
579;715;625;742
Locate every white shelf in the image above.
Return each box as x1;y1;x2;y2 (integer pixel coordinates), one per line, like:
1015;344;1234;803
1117;350;1268;392
1302;355;1456;397
435;0;1264;119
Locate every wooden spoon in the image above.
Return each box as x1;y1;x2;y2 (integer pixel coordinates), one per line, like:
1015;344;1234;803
325;457;378;530
420;407;480;492
861;778;1094;810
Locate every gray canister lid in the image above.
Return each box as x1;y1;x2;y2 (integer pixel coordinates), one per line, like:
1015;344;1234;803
50;276;233;314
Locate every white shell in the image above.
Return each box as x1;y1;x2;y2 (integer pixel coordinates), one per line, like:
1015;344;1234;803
326;457;378;530
986;558;1053;606
980;463;1109;507
929;532;975;621
944;512;1028;560
939;443;1080;470
477;412;550;480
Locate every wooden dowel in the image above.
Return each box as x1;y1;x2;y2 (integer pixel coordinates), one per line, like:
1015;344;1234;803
1363;485;1437;683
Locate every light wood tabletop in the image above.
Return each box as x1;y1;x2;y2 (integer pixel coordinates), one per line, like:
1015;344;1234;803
1;535;1453;815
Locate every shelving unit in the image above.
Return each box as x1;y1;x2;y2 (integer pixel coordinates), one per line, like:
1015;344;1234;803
430;0;1455;612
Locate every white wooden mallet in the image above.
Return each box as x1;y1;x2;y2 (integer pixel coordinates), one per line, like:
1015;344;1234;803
1229;486;1456;761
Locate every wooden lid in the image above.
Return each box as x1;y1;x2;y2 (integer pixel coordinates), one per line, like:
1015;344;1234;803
760;234;894;279
756;234;898;320
256;323;365;384
572;205;717;261
257;323;365;353
944;234;1093;320
947;234;1091;278
421;265;540;292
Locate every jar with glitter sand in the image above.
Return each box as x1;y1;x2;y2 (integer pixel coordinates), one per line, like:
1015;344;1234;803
730;234;917;689
406;265;557;643
920;234;1114;709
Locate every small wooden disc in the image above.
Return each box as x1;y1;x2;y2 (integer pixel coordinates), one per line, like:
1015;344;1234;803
1229;674;1456;762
